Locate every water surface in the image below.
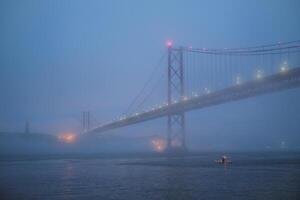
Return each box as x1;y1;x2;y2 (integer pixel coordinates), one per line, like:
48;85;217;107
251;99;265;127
0;152;299;200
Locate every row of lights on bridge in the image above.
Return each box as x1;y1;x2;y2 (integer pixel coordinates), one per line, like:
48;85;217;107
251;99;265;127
113;87;212;122
237;61;289;85
109;62;290;123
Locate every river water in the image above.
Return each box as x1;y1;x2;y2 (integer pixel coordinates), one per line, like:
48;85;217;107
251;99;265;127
0;152;299;200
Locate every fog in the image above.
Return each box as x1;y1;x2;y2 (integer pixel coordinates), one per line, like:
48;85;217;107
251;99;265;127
1;0;300;155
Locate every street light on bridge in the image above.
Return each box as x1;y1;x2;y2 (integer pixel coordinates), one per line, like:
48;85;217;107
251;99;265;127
192;92;198;97
182;96;188;101
280;61;289;73
204;87;211;94
236;76;242;85
256;69;263;80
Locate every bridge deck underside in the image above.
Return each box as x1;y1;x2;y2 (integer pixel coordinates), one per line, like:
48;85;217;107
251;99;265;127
88;67;300;134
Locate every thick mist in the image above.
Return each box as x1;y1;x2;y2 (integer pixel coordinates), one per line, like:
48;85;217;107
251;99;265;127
1;0;300;155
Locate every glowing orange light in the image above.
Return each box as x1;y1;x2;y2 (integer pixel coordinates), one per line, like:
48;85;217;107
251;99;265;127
58;133;77;143
151;138;166;152
166;40;173;48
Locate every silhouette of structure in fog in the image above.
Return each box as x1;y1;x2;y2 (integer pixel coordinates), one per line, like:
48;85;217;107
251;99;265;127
86;41;300;153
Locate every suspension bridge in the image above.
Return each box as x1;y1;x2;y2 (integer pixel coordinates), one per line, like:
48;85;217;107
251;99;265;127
84;40;300;152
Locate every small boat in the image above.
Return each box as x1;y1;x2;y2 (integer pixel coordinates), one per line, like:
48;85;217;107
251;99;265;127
215;155;232;164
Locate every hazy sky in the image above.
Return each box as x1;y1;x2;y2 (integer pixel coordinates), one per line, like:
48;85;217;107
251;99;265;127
1;0;300;149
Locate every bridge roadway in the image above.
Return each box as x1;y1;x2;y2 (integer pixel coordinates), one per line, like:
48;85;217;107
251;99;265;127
88;67;300;134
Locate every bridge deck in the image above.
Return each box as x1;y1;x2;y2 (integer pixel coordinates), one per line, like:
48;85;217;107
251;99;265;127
88;67;300;134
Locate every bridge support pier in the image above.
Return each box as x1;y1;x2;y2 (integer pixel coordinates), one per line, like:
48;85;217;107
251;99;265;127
167;45;187;154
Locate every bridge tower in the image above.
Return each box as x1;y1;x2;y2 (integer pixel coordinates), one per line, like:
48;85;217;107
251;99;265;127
167;42;186;153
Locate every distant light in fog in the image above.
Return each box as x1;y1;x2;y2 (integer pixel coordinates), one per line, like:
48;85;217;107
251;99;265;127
166;40;173;48
151;138;166;152
236;76;242;85
280;66;288;73
192;92;198;97
256;69;263;80
182;96;188;101
58;133;77;143
204;87;211;94
280;61;288;73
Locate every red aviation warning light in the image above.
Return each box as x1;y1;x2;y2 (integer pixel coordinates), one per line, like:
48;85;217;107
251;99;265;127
166;40;173;48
